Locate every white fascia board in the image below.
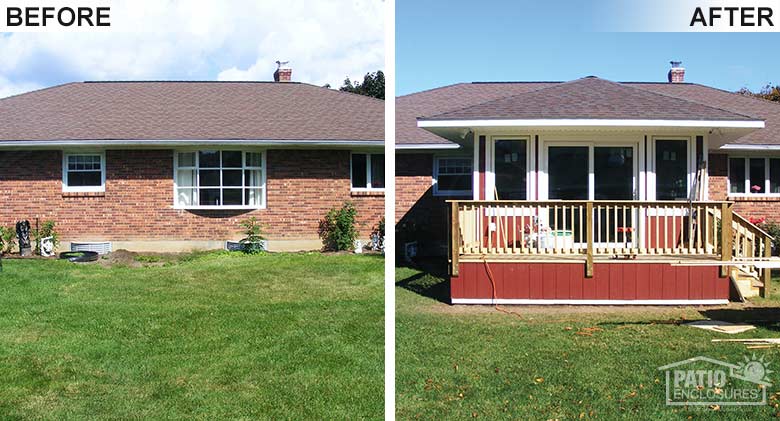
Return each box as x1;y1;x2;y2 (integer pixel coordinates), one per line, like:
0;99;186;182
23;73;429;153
418;119;765;129
395;143;460;150
0;139;385;148
719;144;780;150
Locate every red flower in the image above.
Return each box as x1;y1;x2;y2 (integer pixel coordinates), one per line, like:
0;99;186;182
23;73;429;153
749;216;766;225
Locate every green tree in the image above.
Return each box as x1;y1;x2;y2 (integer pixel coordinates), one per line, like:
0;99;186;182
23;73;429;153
737;84;780;102
340;70;384;99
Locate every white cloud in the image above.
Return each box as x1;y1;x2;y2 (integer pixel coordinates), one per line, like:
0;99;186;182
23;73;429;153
0;0;384;97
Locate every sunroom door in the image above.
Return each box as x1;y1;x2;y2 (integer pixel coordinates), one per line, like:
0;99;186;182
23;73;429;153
593;146;636;248
545;143;637;248
547;146;589;245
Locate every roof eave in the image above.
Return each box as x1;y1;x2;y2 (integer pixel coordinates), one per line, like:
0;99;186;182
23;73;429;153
417;118;766;129
395;143;460;150
0;139;385;149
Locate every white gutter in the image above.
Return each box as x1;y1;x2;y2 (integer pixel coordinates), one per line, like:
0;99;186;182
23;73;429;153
418;119;765;129
395;143;460;150
0;139;384;148
719;144;780;150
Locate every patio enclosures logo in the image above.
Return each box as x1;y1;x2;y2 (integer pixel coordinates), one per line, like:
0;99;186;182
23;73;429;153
659;355;772;406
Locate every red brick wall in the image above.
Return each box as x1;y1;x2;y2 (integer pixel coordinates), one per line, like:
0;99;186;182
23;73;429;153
396;153;470;256
709;152;780;222
0;149;383;242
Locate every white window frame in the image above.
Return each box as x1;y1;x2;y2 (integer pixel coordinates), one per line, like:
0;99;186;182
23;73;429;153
350;152;385;192
62;151;106;193
727;156;780;197
486;135;533;201
433;156;473;196
172;149;267;210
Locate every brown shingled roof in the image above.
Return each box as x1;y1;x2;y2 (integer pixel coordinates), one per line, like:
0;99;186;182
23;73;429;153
397;77;780;147
0;81;384;142
396;82;554;145
629;82;780;145
422;77;758;122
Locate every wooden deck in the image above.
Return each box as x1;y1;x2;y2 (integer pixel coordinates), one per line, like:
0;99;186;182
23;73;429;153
449;200;773;298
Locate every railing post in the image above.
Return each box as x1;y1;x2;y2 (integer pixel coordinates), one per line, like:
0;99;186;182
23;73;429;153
762;235;772;298
450;201;460;277
720;202;732;278
586;202;594;278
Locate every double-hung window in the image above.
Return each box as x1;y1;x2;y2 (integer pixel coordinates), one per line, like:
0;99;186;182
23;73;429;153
351;153;384;191
434;157;473;196
729;157;780;195
63;152;105;192
175;150;265;208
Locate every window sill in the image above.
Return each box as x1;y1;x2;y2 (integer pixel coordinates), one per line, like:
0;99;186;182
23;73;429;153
350;190;384;197
62;191;106;198
173;205;264;210
728;195;780;202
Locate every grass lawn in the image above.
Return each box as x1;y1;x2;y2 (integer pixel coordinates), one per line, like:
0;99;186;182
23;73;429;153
397;264;780;420
0;252;383;420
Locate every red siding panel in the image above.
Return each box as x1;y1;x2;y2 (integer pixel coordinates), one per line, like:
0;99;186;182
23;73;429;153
623;264;637;300
635;264;651;300
451;262;729;302
529;264;544;299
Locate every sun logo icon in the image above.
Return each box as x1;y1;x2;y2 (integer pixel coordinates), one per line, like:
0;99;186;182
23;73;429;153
735;354;773;384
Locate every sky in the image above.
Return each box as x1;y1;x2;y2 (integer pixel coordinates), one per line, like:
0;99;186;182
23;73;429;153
0;0;384;99
397;0;780;95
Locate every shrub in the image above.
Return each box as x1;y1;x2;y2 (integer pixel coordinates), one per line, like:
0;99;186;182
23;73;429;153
32;220;59;254
239;217;266;254
318;202;358;251
0;226;15;254
758;221;780;256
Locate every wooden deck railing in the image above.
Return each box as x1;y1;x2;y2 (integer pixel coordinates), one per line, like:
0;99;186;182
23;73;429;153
448;200;773;287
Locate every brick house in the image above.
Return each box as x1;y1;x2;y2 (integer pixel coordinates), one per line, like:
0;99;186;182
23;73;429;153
397;63;780;304
0;67;384;252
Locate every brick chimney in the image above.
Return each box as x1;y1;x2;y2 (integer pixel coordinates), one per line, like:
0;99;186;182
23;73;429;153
668;61;685;83
274;60;292;82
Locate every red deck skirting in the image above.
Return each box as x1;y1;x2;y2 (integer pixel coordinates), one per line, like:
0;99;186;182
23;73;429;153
451;262;729;304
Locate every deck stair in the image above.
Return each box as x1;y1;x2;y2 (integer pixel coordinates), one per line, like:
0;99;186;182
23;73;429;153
731;265;761;298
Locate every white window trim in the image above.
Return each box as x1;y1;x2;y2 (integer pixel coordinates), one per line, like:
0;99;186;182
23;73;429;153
172;149;267;210
350;152;385;192
486;135;532;201
727;156;780;197
62;151;106;193
433;156;473;196
648;136;694;201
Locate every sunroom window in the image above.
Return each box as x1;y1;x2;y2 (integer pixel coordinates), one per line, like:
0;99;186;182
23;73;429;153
729;157;780;195
655;139;688;200
351;153;384;190
434;157;473;196
63;153;105;192
175;150;265;208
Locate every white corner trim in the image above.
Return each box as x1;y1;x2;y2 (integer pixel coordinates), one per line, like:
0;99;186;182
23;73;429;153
418;119;765;129
451;298;729;305
719;144;780;150
396;143;460;150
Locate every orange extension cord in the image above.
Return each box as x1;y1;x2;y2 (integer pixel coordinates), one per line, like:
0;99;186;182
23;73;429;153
481;255;524;319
